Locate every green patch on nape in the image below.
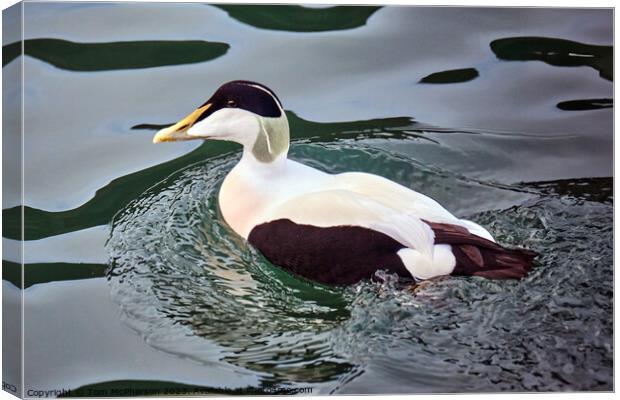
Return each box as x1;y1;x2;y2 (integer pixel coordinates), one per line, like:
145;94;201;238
251;116;290;163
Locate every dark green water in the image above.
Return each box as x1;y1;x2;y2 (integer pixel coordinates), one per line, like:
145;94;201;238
2;3;612;395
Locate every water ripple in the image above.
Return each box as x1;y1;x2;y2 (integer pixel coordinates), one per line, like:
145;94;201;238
107;142;612;392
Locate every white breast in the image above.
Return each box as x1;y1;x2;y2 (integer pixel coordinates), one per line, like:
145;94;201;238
218;156;330;239
218;167;267;238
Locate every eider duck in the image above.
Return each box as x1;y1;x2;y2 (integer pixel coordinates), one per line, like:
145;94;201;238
153;80;536;285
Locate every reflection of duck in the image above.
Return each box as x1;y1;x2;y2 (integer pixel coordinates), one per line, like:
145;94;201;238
154;80;536;285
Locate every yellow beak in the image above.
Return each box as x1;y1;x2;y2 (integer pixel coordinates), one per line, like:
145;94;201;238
152;103;212;144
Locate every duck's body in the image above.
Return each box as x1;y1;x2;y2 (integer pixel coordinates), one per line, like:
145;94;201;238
154;80;536;285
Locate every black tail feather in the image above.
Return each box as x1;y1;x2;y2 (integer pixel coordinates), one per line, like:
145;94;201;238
452;245;537;279
424;220;538;280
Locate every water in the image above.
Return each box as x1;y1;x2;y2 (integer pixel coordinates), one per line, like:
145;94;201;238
3;3;612;395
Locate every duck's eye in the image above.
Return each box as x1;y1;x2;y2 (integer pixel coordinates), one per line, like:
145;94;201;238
226;99;237;107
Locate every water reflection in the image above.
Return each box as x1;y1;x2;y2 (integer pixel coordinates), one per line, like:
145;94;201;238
3;38;229;71
556;98;613;111
520;177;612;203
213;5;381;32
61;380;269;397
2;260;106;288
490;36;613;81
419;68;479;84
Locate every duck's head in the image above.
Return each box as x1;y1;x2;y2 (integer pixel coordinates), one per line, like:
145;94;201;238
153;80;289;163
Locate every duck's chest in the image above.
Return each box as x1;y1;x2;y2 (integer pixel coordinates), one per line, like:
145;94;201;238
218;160;329;239
219;168;271;239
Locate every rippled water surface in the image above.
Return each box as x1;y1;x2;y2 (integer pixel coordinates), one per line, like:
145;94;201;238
2;3;613;395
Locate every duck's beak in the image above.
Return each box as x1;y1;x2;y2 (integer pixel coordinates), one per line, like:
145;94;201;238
152;103;212;143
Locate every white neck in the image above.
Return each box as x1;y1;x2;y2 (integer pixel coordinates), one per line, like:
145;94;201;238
220;148;287;239
239;146;288;172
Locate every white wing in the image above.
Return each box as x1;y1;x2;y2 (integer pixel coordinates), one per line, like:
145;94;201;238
329;172;494;241
260;189;436;258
